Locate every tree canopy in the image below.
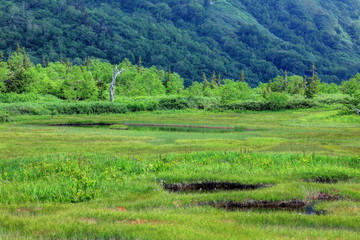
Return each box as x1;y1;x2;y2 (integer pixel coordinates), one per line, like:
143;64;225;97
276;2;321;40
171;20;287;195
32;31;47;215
1;0;360;86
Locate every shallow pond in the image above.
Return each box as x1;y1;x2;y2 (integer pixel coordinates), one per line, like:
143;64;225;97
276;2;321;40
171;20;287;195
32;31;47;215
49;123;247;133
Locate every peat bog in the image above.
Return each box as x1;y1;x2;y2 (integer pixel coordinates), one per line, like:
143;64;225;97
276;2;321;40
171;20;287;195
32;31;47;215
197;191;349;215
163;181;351;216
47;122;248;133
302;176;350;184
0;110;359;239
163;181;271;192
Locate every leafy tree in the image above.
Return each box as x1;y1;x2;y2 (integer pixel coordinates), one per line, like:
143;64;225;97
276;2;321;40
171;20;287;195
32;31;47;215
254;82;268;96
24;64;52;94
85;59;113;99
117;60;138;96
319;82;341;94
286;76;305;95
351;90;360;111
187;81;204;96
268;75;286;92
6;47;33;93
219;80;240;104
43;62;68;97
341;73;360;96
342;87;360;115
219;80;253;103
165;72;184;95
116;60;166;97
141;67;166;96
61;66;98;100
341;74;360;114
0;61;8;93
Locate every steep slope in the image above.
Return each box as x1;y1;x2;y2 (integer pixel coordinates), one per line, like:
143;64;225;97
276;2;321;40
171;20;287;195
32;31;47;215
0;0;359;85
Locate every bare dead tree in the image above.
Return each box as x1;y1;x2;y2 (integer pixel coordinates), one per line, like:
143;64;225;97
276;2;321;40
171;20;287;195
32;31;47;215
351;105;360;115
110;66;125;102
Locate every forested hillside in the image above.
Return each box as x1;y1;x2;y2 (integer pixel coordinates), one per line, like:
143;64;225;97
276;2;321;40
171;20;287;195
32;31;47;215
1;0;360;85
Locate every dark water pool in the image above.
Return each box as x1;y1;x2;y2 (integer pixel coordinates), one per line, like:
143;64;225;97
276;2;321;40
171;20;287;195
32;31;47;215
49;123;246;133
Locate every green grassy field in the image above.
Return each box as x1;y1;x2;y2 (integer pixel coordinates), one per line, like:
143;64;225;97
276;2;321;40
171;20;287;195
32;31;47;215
0;109;359;239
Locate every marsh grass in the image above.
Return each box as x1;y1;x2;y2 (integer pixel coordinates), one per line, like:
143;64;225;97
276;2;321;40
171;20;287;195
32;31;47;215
0;152;359;239
0;109;359;160
0;152;359;203
0;109;359;239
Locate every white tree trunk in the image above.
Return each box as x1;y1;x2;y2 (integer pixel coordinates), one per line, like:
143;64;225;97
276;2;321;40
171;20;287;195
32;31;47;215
351;105;360;115
110;66;125;102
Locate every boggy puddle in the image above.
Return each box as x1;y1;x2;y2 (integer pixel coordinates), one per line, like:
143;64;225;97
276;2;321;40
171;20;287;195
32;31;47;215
196;191;347;215
47;122;249;133
197;200;326;215
163;181;272;192
163;182;338;215
199;199;307;210
302;176;350;184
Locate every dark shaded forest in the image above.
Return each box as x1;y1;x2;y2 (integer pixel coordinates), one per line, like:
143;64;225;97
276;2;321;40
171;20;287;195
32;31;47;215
1;0;360;86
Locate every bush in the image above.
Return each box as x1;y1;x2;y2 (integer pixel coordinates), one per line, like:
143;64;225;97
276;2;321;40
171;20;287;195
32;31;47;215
158;96;193;110
285;99;318;109
0;103;49;115
187;96;220;109
0;95;324;117
0;102;130;115
46;102;129;115
120;97;159;112
266;92;289;110
0;93;60;103
315;94;349;105
213;97;318;112
339;90;360;115
0;111;11;123
215;101;267;111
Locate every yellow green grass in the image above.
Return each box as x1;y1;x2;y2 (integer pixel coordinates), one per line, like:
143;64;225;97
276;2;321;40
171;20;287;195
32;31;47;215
0;109;359;239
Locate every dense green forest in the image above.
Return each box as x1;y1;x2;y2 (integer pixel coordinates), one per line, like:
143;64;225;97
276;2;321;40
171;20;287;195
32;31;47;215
1;0;360;86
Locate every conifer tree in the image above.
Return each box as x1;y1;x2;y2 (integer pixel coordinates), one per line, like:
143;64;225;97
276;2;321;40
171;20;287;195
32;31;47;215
202;72;208;89
240;70;245;82
283;70;288;90
211;71;217;86
304;64;320;98
163;67;171;91
42;55;49;68
137;56;143;73
216;73;222;86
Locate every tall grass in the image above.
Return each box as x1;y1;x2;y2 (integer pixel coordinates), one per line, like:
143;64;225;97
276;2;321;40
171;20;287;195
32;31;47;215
1;152;359;204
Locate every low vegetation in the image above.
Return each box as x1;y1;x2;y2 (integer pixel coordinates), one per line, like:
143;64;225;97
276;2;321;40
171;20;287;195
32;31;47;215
0;151;359;239
0;109;358;239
